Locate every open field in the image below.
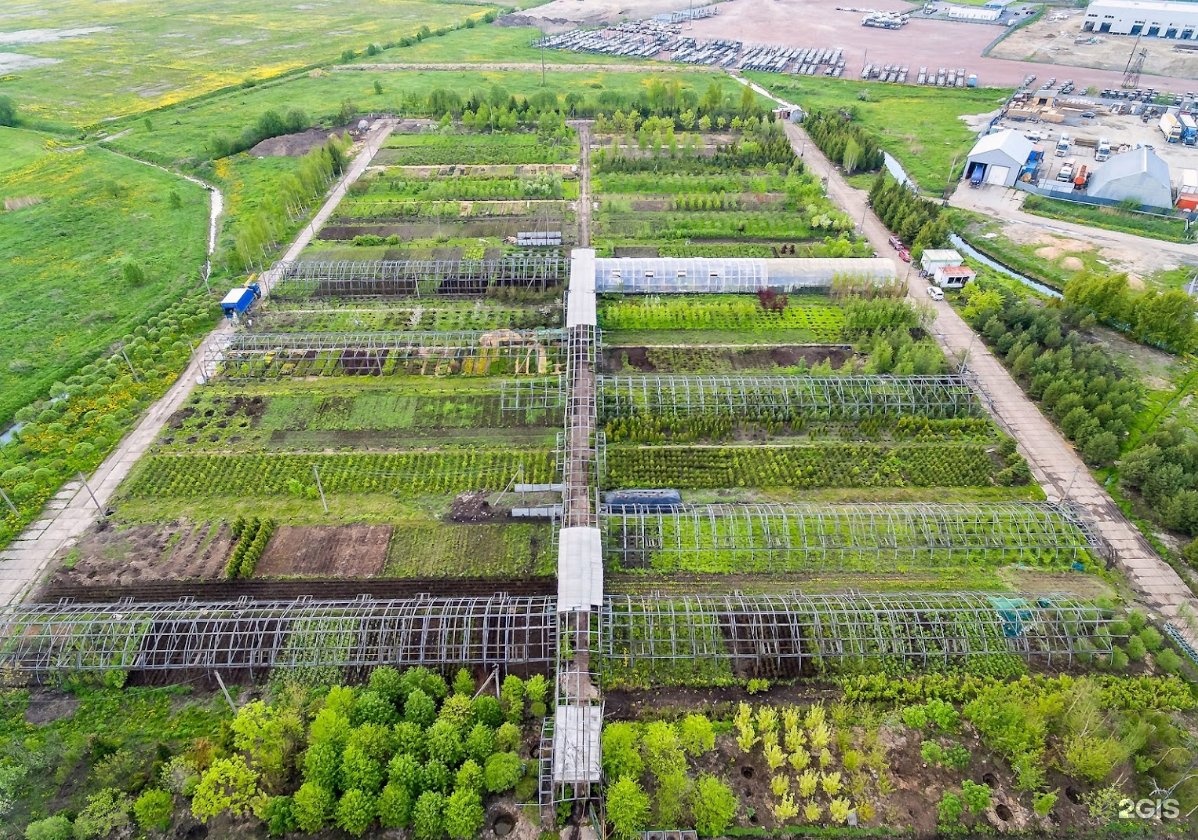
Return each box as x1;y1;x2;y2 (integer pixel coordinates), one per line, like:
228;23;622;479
1022;194;1192;244
745;74;1006;194
108;68;761;165
992;9;1198;80
0;0;499;126
0;142;210;429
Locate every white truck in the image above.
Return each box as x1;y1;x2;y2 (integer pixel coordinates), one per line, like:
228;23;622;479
1160;111;1182;144
1054;134;1072;157
1095;138;1111;161
1056;158;1076;182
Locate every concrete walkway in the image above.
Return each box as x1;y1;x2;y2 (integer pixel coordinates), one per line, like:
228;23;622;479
773;113;1198;640
0;119;397;607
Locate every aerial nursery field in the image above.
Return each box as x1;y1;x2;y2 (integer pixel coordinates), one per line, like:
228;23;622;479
0;0;499;126
321;129;581;255
590;119;870;259
0;140;209;429
744;72;1009;195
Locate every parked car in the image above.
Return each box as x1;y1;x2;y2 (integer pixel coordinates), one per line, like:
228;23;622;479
926;285;945;301
898;248;911;263
887;235;903;250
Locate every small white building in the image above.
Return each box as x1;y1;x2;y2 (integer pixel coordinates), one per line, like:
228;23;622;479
1081;0;1198;39
1087;146;1173;209
965;130;1036;187
934;265;977;289
921;249;965;275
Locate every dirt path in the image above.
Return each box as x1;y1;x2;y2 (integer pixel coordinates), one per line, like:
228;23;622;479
573;120;593;248
733;75;1198;642
0;119;397;607
949;183;1197;277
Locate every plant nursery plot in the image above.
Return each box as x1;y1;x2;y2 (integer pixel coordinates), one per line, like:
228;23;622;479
124;449;556;499
604;443;1002;491
349;170;575;203
600;344;857;375
251;300;563;333
600;503;1092;575
376;132;578;166
598;295;847;344
385;521;555;578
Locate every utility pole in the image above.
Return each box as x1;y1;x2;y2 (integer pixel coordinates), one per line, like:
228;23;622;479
313;465;328;513
119;346;140;382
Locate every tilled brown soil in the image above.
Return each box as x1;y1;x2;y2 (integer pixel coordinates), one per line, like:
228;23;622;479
255;525;392;577
52;521;231;587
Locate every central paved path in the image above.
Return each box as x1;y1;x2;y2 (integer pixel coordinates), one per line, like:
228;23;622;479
0;119;397;607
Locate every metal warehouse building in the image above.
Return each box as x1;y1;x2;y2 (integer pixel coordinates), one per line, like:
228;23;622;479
965;130;1036;188
1082;0;1198;39
1087;146;1173;209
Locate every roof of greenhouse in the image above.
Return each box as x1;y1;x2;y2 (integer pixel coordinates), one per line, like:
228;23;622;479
558;527;603;610
591;257;896;293
567;248;596;327
552;704;602;784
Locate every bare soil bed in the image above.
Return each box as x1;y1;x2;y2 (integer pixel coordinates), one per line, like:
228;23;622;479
601;344;854;373
255;524;391;576
53;521;231;586
250;124;356;157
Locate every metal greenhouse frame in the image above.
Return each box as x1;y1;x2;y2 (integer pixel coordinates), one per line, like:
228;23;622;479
0;595;557;682
600;502;1103;571
601;592;1120;677
271;255;567;299
206;329;564;380
597;374;984;419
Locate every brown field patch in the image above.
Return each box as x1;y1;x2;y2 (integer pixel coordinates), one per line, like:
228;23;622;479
54;521;231;586
256;525;392;577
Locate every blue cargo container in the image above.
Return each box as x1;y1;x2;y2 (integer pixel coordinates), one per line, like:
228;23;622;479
221;283;262;319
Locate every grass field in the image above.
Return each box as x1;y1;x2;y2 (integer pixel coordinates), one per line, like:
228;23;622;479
0;127;50;177
109;68;758;165
347;24;650;65
1022;194;1193;243
744;73;1009;194
0;142;209;428
0;0;499;127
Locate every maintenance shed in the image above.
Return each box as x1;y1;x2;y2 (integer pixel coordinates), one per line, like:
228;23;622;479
1087;146;1173;210
965;130;1036;188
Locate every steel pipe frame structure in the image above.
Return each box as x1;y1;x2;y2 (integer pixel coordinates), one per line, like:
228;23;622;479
271;255;567;299
562;324;600;529
598;373;984;420
601;592;1120;675
206;329;564;381
0;596;557;682
599;502;1101;572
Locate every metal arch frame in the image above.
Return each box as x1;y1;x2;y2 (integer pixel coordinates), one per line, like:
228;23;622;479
600;592;1121;675
599;502;1099;571
0;596;558;681
272;255;567;299
562;324;600;528
206;329;565;381
598;373;984;420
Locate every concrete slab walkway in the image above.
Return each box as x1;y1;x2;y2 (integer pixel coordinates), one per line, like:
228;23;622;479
0;119;396;607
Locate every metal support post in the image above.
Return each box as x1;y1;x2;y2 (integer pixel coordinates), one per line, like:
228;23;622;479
0;485;18;517
313;465;328;513
77;472;103;514
213;671;237;713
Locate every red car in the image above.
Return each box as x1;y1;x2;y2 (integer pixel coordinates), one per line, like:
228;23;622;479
898;248;911;263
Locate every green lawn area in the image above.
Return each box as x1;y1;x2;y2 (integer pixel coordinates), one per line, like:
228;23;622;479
1022;194;1193;244
110;66;752;165
0;0;499;127
744;72;1010;194
0;140;209;428
349;23;649;65
0;127;50;177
